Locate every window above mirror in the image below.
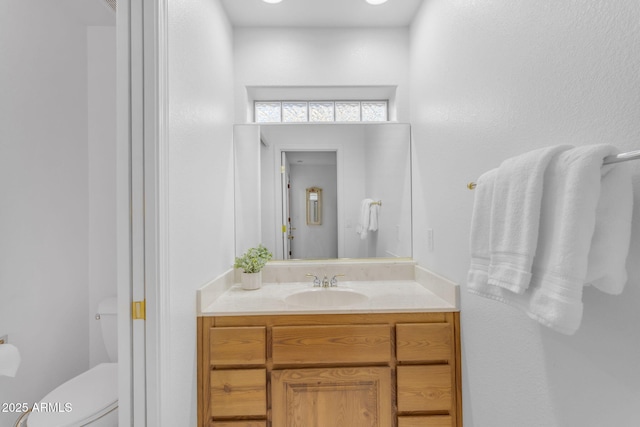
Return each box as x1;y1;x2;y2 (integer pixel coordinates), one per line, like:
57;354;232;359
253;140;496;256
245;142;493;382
255;100;388;123
246;85;398;123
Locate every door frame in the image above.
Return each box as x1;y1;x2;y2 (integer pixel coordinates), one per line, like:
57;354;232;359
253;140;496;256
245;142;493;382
272;145;344;259
117;0;168;425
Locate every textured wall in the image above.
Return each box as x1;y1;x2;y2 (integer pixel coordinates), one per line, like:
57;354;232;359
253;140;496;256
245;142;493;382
410;0;640;425
167;0;235;425
233;27;411;123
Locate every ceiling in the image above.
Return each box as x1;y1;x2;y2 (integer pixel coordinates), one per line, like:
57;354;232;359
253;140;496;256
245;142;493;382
220;0;424;28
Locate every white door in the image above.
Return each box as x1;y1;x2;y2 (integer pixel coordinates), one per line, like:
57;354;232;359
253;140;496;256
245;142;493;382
281;152;292;259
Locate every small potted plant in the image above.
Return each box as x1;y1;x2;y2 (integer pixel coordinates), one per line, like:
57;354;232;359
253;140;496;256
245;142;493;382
234;244;273;290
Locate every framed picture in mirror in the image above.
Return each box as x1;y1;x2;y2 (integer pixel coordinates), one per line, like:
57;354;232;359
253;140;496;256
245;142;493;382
306;187;322;225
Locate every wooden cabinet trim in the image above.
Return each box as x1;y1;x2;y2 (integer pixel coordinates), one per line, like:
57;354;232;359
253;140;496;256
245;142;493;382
211;312;447;327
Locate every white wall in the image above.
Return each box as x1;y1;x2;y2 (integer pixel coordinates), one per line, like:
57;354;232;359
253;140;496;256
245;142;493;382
364;124;412;258
167;0;235;425
234;125;262;257
88;26;117;366
410;1;640;426
0;2;92;425
233;27;410;123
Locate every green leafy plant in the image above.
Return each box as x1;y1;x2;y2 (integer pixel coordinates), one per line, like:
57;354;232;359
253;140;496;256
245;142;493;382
233;245;273;274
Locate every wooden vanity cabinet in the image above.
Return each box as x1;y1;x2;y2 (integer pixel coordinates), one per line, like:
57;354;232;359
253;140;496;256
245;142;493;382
198;312;462;427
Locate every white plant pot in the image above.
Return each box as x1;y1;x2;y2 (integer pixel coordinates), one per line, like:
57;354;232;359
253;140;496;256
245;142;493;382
241;271;262;290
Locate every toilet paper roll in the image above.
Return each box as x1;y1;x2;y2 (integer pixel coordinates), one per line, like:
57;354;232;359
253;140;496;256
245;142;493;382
0;344;21;377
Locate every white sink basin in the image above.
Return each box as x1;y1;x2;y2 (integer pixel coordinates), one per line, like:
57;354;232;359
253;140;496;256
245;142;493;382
285;288;369;308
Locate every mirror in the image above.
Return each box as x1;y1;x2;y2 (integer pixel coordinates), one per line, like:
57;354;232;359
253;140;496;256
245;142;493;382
306;187;322;225
234;123;412;260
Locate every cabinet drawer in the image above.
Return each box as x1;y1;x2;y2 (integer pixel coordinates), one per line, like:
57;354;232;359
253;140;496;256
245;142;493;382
396;323;453;363
210;327;265;365
210;369;266;417
398;415;453;427
211;422;266;427
272;324;391;365
397;365;452;413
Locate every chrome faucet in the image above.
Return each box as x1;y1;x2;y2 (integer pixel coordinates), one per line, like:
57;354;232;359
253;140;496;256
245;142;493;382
306;273;345;287
330;274;345;287
305;274;322;287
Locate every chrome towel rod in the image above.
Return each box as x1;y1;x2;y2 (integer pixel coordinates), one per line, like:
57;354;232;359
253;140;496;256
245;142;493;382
602;149;640;165
467;149;640;190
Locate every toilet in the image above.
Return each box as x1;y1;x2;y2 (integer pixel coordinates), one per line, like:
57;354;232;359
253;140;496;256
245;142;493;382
26;297;118;427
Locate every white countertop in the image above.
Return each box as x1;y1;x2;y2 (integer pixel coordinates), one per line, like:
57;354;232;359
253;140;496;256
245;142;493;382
201;280;457;316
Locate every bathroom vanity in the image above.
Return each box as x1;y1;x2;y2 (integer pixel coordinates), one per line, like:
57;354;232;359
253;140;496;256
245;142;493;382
197;260;461;427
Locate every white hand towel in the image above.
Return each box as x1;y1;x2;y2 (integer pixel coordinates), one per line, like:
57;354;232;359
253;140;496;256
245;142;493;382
488;145;572;294
585;160;633;294
467;169;497;291
356;199;373;240
369;203;380;232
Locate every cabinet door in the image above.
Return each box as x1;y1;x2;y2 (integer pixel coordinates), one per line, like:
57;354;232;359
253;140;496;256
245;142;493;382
272;367;391;427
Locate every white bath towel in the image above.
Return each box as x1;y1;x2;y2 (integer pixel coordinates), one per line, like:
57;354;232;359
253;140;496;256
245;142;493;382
467;169;497;289
585;161;633;294
357;199;374;239
468;145;632;335
488;145;572;294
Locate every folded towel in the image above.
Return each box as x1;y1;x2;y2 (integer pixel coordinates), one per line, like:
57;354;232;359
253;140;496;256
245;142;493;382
585;161;633;294
468;145;632;335
467;169;497;289
357;199;373;239
488;145;572;294
525;145;619;333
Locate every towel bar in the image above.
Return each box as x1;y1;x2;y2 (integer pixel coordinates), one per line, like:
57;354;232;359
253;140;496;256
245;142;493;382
467;149;640;190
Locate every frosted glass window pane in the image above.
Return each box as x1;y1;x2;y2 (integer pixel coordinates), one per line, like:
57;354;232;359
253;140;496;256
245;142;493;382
309;102;334;122
361;102;387;122
255;102;281;123
335;102;360;122
282;102;308;122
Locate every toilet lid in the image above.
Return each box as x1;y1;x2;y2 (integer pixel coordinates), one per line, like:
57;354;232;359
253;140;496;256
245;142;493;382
28;363;118;427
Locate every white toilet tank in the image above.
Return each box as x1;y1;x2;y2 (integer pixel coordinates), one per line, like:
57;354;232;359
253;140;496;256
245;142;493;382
25;299;119;427
97;297;118;362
